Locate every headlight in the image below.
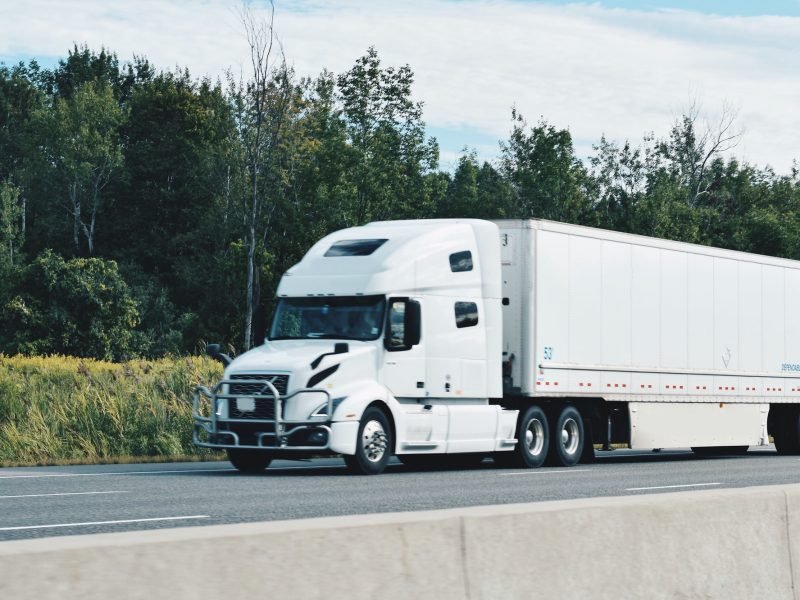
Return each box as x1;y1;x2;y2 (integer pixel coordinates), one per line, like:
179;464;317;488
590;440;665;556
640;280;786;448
215;398;226;417
311;396;346;418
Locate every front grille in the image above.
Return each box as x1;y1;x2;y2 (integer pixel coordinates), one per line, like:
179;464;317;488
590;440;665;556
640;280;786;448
229;373;289;396
228;374;289;420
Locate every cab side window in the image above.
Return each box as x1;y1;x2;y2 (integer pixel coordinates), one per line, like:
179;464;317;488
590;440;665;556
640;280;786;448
455;301;478;328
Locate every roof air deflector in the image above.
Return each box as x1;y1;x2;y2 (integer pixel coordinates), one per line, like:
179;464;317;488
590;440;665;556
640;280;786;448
324;239;388;257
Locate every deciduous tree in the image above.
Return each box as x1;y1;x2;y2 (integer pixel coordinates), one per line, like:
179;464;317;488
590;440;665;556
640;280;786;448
500;110;593;223
229;1;294;350
337;47;439;223
33;81;124;255
1;250;140;360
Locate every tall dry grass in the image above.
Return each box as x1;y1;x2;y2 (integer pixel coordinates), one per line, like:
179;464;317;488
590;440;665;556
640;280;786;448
0;355;222;466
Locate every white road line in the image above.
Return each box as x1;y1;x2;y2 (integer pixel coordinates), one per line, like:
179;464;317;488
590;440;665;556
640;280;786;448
0;468;235;479
0;490;128;500
0;515;210;532
501;469;591;476
626;482;721;492
0;464;348;479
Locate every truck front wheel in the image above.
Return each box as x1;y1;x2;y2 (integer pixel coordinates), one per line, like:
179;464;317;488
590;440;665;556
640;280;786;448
549;405;585;467
494;405;549;468
344;406;392;475
226;448;272;473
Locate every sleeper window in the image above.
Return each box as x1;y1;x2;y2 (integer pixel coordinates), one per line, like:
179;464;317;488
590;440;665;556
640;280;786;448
449;251;473;272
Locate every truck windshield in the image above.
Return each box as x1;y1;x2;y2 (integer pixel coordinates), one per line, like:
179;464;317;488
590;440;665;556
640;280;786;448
269;296;386;341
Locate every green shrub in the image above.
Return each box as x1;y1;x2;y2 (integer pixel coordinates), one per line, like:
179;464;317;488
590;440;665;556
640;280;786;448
1;251;141;360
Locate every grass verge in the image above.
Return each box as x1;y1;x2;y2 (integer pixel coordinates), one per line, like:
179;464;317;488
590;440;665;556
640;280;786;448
0;354;223;467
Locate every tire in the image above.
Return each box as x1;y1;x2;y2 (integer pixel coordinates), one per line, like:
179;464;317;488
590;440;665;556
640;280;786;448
549;405;585;467
494;405;549;468
344;406;392;475
226;448;272;473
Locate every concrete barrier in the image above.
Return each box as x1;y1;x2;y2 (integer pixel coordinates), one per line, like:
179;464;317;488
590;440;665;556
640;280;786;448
1;484;799;599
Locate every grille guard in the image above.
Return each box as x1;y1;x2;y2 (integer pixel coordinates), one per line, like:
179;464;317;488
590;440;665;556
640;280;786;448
193;378;333;451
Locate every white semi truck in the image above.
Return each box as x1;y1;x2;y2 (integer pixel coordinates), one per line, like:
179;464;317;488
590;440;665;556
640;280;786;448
193;218;800;474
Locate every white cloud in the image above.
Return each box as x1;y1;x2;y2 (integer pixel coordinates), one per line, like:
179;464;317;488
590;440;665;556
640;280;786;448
1;0;798;172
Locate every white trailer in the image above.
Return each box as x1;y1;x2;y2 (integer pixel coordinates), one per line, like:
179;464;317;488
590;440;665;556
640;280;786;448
194;218;800;474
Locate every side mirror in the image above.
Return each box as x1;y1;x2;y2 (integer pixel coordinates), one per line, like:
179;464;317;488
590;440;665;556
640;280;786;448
207;343;232;367
385;298;421;351
404;300;421;347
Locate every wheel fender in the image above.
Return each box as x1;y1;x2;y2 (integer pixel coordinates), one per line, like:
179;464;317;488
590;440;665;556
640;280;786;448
329;421;360;456
329;380;398;455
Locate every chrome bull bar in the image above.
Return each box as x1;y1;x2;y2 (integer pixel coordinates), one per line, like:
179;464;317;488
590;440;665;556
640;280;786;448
193;378;332;451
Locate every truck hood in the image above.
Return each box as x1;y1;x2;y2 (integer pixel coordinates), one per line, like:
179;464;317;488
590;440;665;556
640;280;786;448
224;340;378;394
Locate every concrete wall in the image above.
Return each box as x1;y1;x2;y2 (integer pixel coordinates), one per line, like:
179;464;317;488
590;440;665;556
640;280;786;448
2;484;799;599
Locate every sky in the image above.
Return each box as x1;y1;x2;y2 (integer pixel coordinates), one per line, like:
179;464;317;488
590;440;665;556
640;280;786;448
1;0;798;173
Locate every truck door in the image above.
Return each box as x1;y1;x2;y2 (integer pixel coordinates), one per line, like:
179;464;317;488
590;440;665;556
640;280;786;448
382;297;427;399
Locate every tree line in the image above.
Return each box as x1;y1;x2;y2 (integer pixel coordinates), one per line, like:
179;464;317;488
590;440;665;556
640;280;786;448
0;36;798;361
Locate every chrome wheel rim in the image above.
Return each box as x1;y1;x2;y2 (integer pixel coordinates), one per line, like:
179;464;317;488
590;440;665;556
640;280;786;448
361;419;388;463
561;417;579;455
524;418;545;456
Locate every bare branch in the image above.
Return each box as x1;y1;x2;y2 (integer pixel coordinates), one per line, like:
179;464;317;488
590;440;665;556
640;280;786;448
694;103;743;203
235;0;292;350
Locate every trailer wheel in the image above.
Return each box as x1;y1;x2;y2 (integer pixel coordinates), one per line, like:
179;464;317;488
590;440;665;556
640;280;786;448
549;405;585;467
494;405;549;468
344;406;392;475
226;448;272;473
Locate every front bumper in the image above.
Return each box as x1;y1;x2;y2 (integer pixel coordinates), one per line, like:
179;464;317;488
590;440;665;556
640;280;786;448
193;379;334;452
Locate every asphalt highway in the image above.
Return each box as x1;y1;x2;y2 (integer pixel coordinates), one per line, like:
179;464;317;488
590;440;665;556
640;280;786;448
2;446;800;541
